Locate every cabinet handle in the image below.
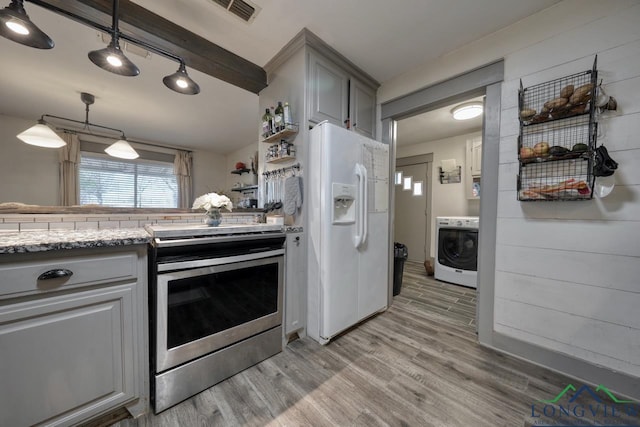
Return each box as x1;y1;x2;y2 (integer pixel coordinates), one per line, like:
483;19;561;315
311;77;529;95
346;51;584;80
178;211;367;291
38;269;74;281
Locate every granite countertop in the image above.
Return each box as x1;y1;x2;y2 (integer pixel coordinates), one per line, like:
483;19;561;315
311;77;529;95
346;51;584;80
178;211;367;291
0;228;152;254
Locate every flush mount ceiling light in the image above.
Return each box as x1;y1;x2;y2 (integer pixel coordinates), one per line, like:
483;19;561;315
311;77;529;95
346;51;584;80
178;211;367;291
3;0;200;94
163;61;200;95
451;102;483;120
18;92;139;159
0;0;54;48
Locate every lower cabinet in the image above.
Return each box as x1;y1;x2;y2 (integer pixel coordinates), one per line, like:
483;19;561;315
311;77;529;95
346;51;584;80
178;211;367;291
284;232;306;338
0;246;147;427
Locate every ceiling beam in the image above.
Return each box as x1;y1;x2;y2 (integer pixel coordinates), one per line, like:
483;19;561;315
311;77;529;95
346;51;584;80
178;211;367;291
28;0;268;94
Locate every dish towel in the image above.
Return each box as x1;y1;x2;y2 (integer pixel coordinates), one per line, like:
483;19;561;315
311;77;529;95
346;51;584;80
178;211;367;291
284;176;303;215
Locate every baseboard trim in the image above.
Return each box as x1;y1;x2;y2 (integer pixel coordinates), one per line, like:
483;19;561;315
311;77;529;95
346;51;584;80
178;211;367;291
481;331;640;401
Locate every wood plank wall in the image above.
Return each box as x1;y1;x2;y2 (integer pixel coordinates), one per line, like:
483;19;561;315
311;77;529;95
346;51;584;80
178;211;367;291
495;1;640;377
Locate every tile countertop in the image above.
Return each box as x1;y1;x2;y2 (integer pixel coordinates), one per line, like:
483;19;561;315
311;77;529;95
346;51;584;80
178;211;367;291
0;228;152;254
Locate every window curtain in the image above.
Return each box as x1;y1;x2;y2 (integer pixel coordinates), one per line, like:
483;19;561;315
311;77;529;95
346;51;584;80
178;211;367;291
174;150;193;208
58;133;80;206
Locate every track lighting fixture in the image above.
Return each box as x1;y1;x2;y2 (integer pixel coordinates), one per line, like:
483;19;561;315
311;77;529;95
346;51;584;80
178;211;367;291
163;61;200;95
1;0;199;94
17;92;140;160
0;0;53;49
87;0;139;77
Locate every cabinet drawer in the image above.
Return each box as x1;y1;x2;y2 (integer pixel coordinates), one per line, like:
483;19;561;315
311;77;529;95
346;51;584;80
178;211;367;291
0;252;138;299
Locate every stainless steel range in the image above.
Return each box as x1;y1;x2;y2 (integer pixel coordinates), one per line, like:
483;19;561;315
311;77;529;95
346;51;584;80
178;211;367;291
146;223;286;413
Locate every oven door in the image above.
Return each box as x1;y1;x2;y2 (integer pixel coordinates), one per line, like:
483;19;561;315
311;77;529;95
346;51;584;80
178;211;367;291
155;251;284;373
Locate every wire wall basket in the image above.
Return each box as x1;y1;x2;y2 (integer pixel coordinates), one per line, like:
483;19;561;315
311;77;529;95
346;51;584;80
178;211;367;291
517;56;598;201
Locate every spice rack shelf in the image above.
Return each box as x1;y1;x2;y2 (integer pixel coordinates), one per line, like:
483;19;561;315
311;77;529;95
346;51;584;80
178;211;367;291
266;155;296;164
230;168;251;175
231;185;258;193
517;57;598;202
262;124;298;143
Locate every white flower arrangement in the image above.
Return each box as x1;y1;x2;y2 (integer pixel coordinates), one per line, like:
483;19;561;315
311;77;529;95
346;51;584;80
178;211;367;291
192;192;233;212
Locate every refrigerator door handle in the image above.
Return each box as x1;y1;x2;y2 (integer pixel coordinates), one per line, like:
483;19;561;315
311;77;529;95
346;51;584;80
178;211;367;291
354;163;364;248
361;164;368;246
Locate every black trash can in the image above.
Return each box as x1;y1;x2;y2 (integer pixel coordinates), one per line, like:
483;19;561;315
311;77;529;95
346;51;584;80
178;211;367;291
393;242;408;296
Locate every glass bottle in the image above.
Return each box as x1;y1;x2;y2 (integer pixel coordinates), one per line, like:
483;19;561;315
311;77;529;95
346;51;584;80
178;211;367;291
274;101;284;132
283;102;292;130
261;108;272;139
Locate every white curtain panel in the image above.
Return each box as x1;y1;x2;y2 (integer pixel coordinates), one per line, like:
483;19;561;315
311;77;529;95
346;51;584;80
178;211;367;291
174;150;193;209
58;133;80;206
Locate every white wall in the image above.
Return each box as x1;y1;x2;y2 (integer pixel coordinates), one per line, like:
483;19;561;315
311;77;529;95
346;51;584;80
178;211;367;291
397;131;481;255
0;115;59;205
0;113;227;208
382;0;640;380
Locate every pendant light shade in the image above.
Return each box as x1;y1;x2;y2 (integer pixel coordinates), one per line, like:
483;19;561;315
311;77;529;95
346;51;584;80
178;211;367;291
89;38;140;76
163;62;200;95
0;0;54;49
105;137;139;159
17;119;66;148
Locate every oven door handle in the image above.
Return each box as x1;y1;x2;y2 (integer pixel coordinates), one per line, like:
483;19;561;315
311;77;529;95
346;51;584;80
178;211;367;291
157;249;285;272
154;232;285;248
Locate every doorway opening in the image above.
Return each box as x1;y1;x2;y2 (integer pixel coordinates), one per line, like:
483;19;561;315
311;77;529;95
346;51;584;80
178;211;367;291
381;59;503;343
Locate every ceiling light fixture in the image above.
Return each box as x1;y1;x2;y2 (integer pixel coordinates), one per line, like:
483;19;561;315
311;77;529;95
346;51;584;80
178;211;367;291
87;0;139;76
18;92;139;159
0;0;54;48
163;61;201;95
451;101;483;120
7;0;200;94
17;118;66;148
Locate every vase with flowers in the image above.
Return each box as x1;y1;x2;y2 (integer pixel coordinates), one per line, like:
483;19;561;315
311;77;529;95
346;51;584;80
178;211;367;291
192;192;233;226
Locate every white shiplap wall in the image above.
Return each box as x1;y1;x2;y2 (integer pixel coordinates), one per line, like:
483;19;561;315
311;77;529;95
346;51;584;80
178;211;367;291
495;2;640;377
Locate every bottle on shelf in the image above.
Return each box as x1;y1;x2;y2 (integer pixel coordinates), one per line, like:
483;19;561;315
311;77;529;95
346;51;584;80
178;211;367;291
262;108;273;139
274;101;284;133
269;106;276;135
283;102;292;129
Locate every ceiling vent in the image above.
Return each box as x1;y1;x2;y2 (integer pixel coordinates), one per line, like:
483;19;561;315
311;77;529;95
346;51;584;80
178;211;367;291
209;0;261;24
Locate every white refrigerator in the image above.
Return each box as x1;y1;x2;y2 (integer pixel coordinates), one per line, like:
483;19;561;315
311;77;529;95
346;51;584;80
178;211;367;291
307;122;390;345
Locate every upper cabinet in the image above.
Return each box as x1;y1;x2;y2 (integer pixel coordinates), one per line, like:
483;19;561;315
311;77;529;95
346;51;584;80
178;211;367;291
350;78;376;139
307;43;378;139
308;51;349;126
468;136;482;177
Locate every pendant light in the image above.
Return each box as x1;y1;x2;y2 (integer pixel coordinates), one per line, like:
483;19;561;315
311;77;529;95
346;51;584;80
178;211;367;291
0;0;54;49
16;118;66;148
87;0;139;76
18;92;140;159
105;136;139;159
163;61;200;95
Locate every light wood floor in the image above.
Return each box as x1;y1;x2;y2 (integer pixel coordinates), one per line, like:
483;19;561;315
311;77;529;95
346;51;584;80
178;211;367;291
113;261;634;427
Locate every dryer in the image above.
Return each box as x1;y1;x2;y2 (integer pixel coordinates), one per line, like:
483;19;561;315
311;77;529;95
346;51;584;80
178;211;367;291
435;216;479;288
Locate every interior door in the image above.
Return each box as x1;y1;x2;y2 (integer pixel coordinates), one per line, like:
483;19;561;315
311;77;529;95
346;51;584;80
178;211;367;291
394;163;428;262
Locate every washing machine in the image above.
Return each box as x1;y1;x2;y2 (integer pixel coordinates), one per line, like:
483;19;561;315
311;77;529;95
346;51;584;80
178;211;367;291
435;216;479;288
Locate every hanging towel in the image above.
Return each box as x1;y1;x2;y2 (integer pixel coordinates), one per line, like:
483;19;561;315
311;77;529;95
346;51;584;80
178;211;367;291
284;176;303;215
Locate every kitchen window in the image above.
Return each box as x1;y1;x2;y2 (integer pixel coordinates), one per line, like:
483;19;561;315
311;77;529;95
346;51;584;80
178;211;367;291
79;153;178;208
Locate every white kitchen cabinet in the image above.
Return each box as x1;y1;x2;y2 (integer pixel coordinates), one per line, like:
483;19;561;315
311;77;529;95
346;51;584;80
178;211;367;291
307;47;377;139
308;51;349;127
0;246;147;427
350;78;376;139
468;136;482;177
466;136;482;199
284;232;306;339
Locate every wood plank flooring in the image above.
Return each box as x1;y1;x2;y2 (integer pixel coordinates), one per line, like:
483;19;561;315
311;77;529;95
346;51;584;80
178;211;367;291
113;261;637;427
